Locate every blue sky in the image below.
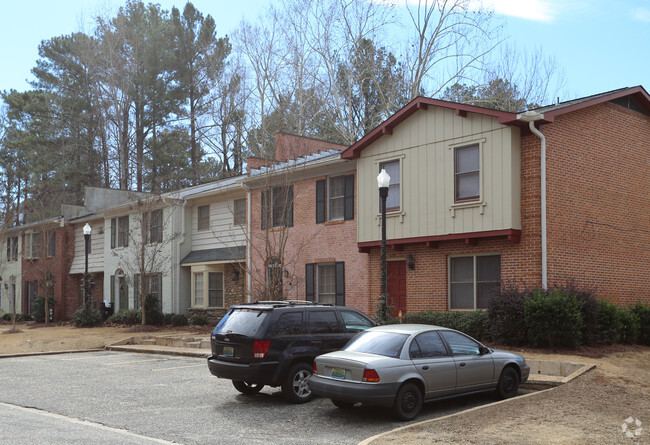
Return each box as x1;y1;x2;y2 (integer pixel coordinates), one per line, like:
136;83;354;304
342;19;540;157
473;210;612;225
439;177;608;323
1;0;649;102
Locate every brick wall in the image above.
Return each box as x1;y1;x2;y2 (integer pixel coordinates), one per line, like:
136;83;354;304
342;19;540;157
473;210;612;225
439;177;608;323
249;169;372;315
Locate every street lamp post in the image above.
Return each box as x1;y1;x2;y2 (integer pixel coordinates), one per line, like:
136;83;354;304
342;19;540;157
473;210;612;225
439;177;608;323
83;223;92;307
377;168;390;320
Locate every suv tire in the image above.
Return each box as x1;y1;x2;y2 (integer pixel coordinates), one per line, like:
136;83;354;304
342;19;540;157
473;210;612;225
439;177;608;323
232;380;264;395
282;363;313;404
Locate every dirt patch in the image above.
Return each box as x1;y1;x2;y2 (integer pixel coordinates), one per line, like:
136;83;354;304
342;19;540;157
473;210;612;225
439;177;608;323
0;322;204;354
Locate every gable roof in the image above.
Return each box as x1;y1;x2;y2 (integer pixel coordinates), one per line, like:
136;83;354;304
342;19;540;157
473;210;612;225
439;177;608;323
341;86;650;160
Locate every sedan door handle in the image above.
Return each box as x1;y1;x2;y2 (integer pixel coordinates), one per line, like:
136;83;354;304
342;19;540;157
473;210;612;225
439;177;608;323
459;362;467;367
421;366;429;370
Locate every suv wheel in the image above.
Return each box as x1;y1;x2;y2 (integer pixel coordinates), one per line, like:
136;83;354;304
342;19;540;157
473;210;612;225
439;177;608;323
282;363;313;404
232;380;264;395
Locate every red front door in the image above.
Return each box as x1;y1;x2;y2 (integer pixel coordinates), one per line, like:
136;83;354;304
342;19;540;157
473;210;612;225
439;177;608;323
387;261;407;317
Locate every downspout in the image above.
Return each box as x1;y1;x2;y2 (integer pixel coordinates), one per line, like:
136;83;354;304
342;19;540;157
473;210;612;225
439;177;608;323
517;111;548;290
240;183;252;303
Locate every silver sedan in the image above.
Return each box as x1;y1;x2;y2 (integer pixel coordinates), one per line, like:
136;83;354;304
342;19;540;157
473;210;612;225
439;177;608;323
309;324;530;420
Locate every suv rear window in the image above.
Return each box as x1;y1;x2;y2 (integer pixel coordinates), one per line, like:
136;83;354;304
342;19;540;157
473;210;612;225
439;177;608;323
214;309;268;336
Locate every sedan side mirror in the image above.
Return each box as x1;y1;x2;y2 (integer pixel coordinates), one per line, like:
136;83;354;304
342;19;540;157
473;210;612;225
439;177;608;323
480;346;491;355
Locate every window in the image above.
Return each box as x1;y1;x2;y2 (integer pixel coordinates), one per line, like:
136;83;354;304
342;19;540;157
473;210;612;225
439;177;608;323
194;273;204;306
409;331;448;358
25;233;40;259
134;273;162;309
47;230;56;257
439;330;482;356
449;255;500;310
266;258;283;298
306;262;345;305
111;216;129;248
6;237;18;262
454;143;480;202
261;186;293;229
198;205;210;230
379;160;400;211
233;199;246;225
340;310;375;333
316;175;354;223
208;272;224;307
273;312;304;336
146;209;162;244
308;310;340;334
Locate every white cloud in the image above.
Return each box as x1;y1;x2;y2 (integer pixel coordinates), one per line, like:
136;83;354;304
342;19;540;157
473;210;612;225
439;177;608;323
478;0;555;22
633;7;650;23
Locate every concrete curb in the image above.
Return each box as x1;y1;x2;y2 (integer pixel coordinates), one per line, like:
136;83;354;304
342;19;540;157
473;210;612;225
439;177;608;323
105;343;210;358
0;349;105;359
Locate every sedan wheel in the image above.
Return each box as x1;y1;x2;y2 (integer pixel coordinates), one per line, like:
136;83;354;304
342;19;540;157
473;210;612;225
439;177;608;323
282;363;313;404
232;380;264;395
496;367;519;399
393;383;422;421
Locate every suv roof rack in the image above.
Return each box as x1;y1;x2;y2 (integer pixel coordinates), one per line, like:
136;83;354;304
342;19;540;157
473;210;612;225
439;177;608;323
242;300;333;307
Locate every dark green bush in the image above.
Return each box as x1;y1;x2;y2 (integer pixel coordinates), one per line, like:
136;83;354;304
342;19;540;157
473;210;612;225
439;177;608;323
34;295;56;323
595;300;622;345
72;306;103;327
618;308;640;344
402;310;489;340
2;313;29;322
107;309;142;325
565;284;600;346
170;314;188;326
524;288;584;348
487;284;528;346
144;294;163;326
189;314;209;326
631;302;650;345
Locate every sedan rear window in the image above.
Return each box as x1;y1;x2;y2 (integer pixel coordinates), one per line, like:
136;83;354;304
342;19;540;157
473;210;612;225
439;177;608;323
344;331;409;358
213;309;268;336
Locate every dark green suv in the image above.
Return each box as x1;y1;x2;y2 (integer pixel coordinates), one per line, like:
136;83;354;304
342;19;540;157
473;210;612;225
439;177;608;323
207;301;377;403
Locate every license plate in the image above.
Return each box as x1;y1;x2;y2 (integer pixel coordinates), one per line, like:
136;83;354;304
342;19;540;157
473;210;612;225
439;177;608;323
331;368;345;379
223;346;234;357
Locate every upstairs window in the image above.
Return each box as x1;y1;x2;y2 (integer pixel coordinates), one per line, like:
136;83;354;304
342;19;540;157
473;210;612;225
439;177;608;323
198;205;210;231
25;232;40;259
454;144;480;202
6;237;18;262
233;198;246;226
379;160;400;211
316;175;354;223
146;209;163;244
47;230;56;257
261;186;293;229
111;216;129;248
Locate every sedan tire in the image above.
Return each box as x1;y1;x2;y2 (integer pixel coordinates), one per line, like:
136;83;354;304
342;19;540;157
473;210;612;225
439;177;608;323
232;380;264;395
393;382;422;421
282;363;313;404
496;367;519;399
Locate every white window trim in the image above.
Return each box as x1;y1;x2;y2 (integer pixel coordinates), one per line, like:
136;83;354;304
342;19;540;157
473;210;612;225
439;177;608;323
197;205;210;231
190;265;225;309
327;176;345;222
448;138;486;218
447;253;500;311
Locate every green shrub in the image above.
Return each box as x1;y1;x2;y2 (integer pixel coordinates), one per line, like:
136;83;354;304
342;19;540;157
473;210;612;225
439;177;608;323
72;306;103;327
487;284;528;346
402;310;489;340
34;295;56;323
144;294;163;326
618;308;640;344
189;314;209;326
524;288;584;348
107;308;142;325
595;300;622;345
566;284;600;346
631;302;650;345
170;314;188;326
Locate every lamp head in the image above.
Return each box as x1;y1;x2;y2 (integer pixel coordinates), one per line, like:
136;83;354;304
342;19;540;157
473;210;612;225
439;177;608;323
83;223;92;236
377;168;391;189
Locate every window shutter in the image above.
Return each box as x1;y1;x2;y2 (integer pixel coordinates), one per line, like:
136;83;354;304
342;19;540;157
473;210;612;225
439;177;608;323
124;217;129;247
287;185;294;227
261;190;268;230
335;262;345;306
344;175;354;221
316;179;326;224
305;263;315;301
110;218;116;249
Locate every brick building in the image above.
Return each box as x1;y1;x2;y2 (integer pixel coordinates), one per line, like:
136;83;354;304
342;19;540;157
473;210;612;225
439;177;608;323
342;86;650;313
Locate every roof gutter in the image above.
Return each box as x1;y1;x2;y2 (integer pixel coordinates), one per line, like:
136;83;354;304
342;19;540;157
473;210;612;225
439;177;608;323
517;111;548;290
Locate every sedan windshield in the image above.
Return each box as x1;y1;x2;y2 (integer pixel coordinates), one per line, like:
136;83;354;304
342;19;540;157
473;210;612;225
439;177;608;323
344;331;409;358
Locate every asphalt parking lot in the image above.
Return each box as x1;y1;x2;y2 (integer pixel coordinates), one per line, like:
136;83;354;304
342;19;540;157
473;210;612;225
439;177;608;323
0;351;510;444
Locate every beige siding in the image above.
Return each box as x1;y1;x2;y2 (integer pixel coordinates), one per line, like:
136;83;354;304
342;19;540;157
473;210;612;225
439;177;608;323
191;198;246;250
357;106;521;243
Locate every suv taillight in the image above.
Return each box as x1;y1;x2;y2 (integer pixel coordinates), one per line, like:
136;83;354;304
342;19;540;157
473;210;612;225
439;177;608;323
362;368;380;383
253;340;271;359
